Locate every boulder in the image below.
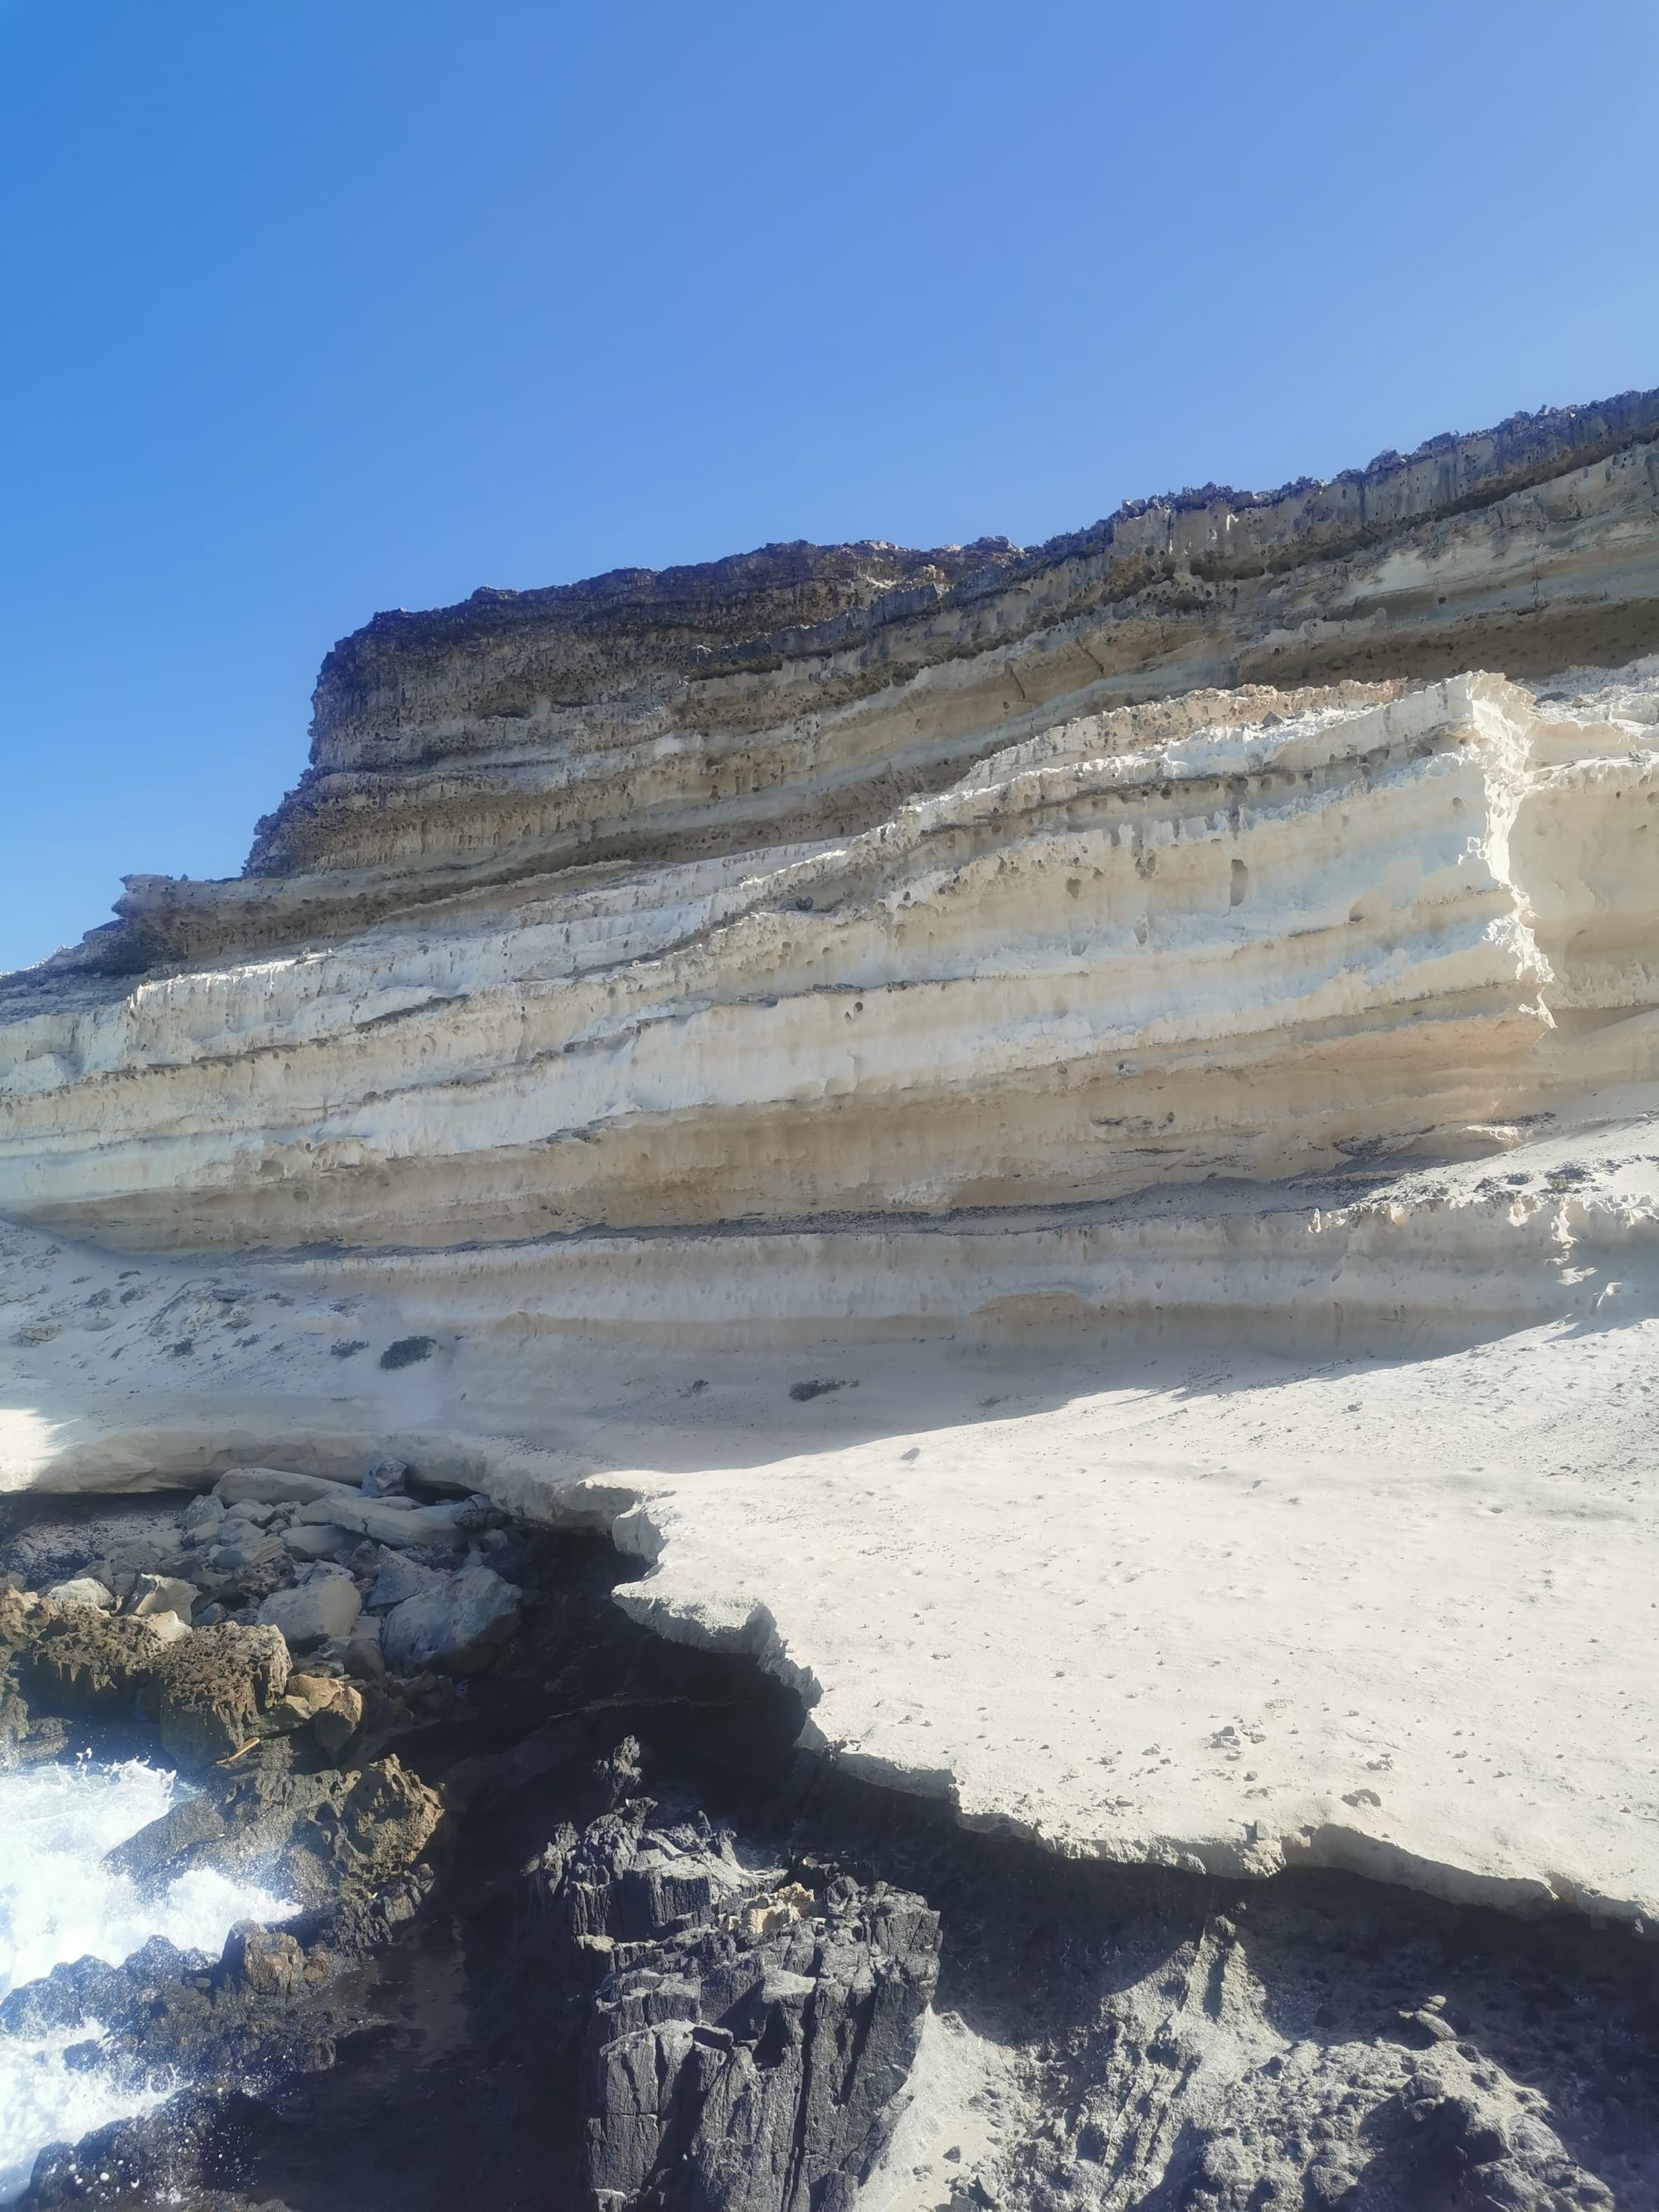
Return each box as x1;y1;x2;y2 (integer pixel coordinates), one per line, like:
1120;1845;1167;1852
294;1494;465;1548
141;1612;192;1646
256;1565;362;1650
366;1548;450;1612
284;1523;355;1563
341;1616;387;1682
179;1494;225;1540
284;1670;350;1710
266;1673;363;1755
155;1621;289;1767
225;1925;306;1996
45;1577;113;1611
313;1680;364;1759
362;1454;410;1497
206;1530;285;1575
128;1573;197;1626
380;1564;521;1675
101;1535;193;1583
216;1466;360;1508
222;1497;279;1528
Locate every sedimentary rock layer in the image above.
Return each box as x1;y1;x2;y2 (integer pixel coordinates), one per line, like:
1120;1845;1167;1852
2;387;1651;981
2;660;1656;1251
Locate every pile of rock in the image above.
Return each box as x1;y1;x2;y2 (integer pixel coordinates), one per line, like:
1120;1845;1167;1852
1;1451;525;1789
0;1458;505;2206
15;1451;522;1699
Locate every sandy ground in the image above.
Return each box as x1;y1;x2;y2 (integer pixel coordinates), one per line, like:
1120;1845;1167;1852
2;1123;1657;1925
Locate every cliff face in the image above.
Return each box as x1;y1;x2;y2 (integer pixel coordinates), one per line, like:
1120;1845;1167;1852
275;385;1659;894
21;386;1657;979
5;392;1659;1943
2;388;1657;1256
3;663;1657;1252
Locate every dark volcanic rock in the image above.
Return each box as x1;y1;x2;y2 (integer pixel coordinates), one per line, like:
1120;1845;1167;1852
157;1619;290;1766
109;1750;444;1913
7;1587;162;1720
378;1560;520;1675
533;1801;940;2212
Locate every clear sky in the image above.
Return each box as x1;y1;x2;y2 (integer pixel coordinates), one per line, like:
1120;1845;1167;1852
1;0;1655;975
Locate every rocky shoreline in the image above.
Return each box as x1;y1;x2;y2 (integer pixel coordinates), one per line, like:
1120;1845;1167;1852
0;1468;941;2211
3;1466;1659;2210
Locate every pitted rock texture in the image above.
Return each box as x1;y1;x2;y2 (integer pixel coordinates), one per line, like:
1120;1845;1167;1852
107;1751;443;1912
0;1584;295;1771
531;1801;940;2212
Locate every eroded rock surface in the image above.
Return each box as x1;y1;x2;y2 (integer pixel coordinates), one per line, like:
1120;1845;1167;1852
533;1800;941;2212
15;386;1657;981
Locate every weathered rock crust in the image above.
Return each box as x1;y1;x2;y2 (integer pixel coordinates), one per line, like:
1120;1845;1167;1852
7;386;1657;983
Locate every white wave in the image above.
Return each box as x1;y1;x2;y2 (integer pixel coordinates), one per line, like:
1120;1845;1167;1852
0;2027;171;2205
0;1757;294;2204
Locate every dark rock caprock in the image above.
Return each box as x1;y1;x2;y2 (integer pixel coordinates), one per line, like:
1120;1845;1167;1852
531;1802;941;2212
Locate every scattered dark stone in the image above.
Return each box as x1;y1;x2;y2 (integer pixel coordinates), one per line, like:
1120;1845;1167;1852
379;1336;436;1370
787;1378;854;1403
330;1338;368;1359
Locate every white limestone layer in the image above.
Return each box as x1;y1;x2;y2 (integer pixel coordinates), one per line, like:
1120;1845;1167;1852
2;665;1657;1251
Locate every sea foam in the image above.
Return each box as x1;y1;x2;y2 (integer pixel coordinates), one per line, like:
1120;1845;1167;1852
0;1757;294;2202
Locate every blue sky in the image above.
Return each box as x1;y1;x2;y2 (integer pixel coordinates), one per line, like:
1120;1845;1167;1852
2;0;1656;975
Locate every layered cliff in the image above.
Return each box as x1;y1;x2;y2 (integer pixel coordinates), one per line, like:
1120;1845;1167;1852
2;661;1658;1253
2;384;1658;1253
4;390;1659;1937
11;384;1656;980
